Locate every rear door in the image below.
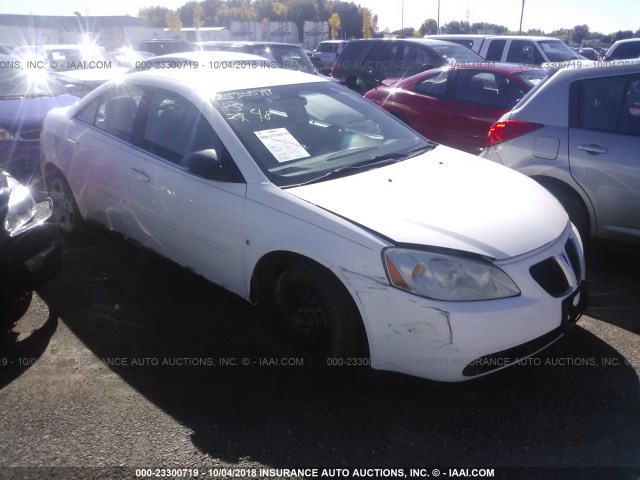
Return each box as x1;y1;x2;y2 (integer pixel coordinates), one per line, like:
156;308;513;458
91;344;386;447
568;73;640;240
402;69;452;143
443;70;525;154
66;85;143;233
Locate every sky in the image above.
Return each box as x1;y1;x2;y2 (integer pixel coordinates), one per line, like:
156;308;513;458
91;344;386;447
2;0;639;35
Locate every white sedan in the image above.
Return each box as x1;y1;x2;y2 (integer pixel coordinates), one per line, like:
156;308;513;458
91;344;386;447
40;63;587;381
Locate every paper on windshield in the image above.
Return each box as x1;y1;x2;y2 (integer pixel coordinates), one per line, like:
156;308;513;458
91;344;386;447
255;128;310;163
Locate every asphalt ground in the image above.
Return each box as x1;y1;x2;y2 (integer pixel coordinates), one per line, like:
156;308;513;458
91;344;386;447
1;229;639;480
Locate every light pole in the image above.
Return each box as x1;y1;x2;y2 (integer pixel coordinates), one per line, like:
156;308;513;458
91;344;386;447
519;0;525;35
401;0;404;37
437;0;441;34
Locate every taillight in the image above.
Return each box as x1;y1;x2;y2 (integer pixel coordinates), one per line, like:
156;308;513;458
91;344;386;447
487;120;544;147
329;62;337;77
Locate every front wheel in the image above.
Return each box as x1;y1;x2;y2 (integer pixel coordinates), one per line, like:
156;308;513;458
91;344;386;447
278;263;367;362
47;170;84;236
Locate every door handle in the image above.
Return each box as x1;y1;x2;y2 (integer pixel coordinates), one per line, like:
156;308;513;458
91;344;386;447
67;138;79;149
577;144;608;155
130;168;150;183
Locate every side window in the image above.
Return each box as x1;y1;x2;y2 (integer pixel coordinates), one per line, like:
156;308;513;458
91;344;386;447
73;96;100;125
610;43;640;60
403;45;439;73
506;41;544;64
485;40;506;61
94;86;143;141
367;41;400;68
140;90;243;180
414;70;449;97
576;76;626;133
141;90;210;163
618;77;640;136
454;71;526;108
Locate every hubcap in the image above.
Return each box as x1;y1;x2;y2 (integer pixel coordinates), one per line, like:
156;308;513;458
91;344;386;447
50;178;75;233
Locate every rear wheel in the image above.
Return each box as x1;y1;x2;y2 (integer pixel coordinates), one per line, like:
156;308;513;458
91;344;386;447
47;170;84;236
278;263;367;362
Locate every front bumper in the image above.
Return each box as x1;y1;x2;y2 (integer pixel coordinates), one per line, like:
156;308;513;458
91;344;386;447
0;199;61;303
347;223;586;382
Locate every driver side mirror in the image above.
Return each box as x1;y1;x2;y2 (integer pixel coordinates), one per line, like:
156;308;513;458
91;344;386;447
181;149;243;182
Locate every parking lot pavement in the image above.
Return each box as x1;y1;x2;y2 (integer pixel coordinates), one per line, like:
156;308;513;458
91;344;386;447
1;229;640;479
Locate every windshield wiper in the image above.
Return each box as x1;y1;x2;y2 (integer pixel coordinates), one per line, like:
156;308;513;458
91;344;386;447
286;142;437;188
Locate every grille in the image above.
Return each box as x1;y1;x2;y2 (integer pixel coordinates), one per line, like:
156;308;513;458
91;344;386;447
530;236;582;298
18;129;41;141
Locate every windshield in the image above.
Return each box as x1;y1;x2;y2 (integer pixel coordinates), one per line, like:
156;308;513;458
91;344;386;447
45;45;120;71
0;68;67;98
213;81;430;187
431;43;485;63
539;40;580;62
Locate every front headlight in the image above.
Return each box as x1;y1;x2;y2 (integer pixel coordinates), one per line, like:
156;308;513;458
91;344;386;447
4;174;37;236
383;248;520;301
0;127;14;141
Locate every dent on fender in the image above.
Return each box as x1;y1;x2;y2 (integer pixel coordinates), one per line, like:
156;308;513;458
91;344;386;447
339;266;453;349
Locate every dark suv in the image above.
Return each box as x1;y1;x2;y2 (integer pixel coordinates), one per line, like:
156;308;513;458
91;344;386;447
331;38;485;93
137;40;195;56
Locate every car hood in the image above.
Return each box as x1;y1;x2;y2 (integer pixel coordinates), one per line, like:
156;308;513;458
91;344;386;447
287;146;568;260
0;94;78;132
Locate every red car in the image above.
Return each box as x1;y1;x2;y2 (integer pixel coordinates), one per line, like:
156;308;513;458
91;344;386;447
364;63;547;154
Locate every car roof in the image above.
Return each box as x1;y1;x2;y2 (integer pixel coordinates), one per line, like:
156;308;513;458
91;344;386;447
150;51;269;62
610;38;640;45
485;35;560;41
195;41;302;48
127;62;327;93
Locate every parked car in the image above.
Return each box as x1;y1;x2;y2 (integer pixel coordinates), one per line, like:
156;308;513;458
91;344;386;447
41;64;586;382
311;40;347;74
109;47;154;68
482;62;640;245
0;55;78;180
42;44;129;97
364;63;547;154
424;34;488;52
193;41;318;75
137;39;195;56
603;38;640;62
331;38;486;94
130;51;272;73
578;47;599;61
0;168;61;311
479;36;584;65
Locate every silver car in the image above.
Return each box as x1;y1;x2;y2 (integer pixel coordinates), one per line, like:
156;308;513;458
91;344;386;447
481;62;640;245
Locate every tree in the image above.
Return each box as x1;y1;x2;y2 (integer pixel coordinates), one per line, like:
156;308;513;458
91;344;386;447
193;2;205;28
443;20;470;34
572;24;590;45
612;30;634;42
470;22;508;35
165;11;183;30
138;6;171;28
361;7;374;38
526;28;545;36
329;12;341;39
419;18;438;36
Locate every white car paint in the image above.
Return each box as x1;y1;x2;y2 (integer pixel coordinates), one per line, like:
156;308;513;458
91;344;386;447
41;65;586;382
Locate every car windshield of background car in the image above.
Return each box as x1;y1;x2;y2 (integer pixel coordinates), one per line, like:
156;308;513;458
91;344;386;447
0;68;67;98
540;40;580;62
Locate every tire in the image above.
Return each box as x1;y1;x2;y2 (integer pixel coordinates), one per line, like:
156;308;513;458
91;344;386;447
46;170;84;237
552;188;590;249
278;263;367;361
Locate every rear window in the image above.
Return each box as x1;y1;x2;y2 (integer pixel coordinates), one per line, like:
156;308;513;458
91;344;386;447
608;42;640;60
317;43;339;53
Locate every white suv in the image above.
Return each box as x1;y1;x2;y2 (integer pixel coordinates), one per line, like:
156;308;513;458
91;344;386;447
311;40;347;74
482;62;640;245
